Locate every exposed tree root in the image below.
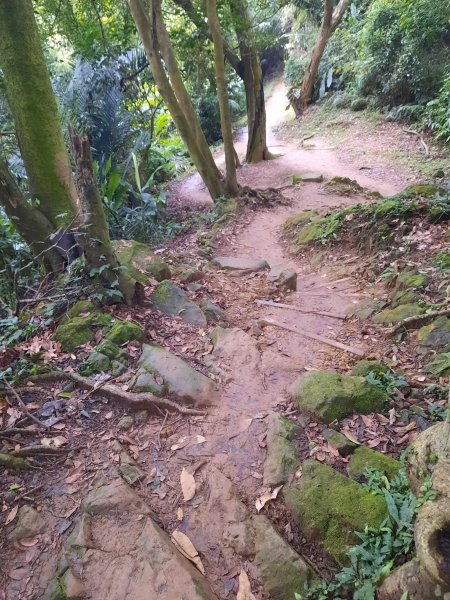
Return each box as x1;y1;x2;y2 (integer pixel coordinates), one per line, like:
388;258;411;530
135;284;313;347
239;185;289;207
11;446;69;457
30;371;206;416
2;379;48;430
388;309;450;335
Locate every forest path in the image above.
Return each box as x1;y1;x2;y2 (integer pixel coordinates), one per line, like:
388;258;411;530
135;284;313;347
162;80;413;597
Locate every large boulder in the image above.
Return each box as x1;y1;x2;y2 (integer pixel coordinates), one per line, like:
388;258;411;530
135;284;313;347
417;317;450;349
407;422;450;496
288;370;388;423
136;344;219;407
284;460;387;564
263;414;301;486
347;299;386;320
151;281;207;327
267;264;298;291
377;560;440;600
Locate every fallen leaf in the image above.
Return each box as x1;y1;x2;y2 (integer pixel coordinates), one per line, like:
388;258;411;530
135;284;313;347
171;435;206;451
255;484;283;512
19;537;38;547
5;505;18;525
176;507;184;521
65;466;84;484
104;411;113;420
171;530;205;574
237;570;256;600
341;428;359;444
8;568;28;581
229;417;252;439
180;468;196;502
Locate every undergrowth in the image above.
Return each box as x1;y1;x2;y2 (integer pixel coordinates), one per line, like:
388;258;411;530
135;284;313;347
295;455;436;600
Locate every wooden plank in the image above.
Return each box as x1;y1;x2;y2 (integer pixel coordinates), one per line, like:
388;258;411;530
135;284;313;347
259;318;365;357
255;299;345;320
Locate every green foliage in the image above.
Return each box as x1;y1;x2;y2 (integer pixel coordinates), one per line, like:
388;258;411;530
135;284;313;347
295;459;431;600
365;369;407;398
425;74;450;144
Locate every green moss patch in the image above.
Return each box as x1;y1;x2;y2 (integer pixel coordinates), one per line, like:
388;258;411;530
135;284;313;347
284;460;387;564
289;370;388;423
106;320;143;345
373;303;424;325
53;311;112;352
348;447;401;480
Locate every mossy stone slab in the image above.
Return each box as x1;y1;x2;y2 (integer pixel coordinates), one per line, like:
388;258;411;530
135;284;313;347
323;429;357;457
151;280;207;327
292;172;324;184
53;311;112;352
283;210;318;232
263;414;301;486
373;303;424;325
288;371;388;423
252;515;317;599
112;239;171;282
347;299;386;320
137;344;219;407
347;446;401;480
284;459;387;564
417;317;450;348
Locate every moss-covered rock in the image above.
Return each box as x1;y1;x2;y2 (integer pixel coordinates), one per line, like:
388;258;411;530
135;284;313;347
284;460;387;564
417;317;450;348
112;239;171;282
347;298;387;320
67;300;97;318
53;311;112;352
263;414;301;486
106;320;143;345
323;429;357;457
132;372;164;395
296;218;327;245
426;352;450;376
348;447;401;480
267;264;297;291
151;280;207;327
136;344;219;407
178;269;203;284
252;515;317;599
407;422;450;496
395;269;427;291
292;172;323;184
373;303;424;325
283;210;318;232
351;360;390;378
201;300;228;324
324;176;364;196
79;352;110;376
288;370;388;423
391;289;420;308
403;184;444;198
95;339;125;360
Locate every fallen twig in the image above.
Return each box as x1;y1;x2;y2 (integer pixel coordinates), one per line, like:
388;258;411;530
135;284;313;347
30;371;206;416
259;318;365;357
403;128;429;156
11;446;69;457
2;379;48;430
13;484;44;502
255;299;345;320
387;309;450;335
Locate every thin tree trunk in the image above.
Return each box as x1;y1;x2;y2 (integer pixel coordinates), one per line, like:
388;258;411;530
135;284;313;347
207;0;240;195
0;161;67;273
231;0;271;163
294;0;350;116
68;128;143;305
0;0;79;229
128;0;225;200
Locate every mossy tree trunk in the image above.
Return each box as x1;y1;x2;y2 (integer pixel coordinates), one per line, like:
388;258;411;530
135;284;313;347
0;0;81;274
207;0;240;196
0;161;68;273
128;0;226;201
293;0;350;116
0;0;79;230
68;128;143;305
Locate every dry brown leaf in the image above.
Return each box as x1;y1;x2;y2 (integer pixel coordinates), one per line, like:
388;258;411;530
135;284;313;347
19;537;38;547
171;435;206;451
237;570;256;600
229;416;252;439
65;466;84;484
341;428;359;444
176;507;184;521
171;530;205;574
104;411;113;420
5;505;18;525
255;484;283;512
180;468;196;502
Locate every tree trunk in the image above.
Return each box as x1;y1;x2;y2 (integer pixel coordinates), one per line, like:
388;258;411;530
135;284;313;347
231;0;272;164
207;0;240;196
0;0;79;230
128;0;225;200
294;0;350;116
68;128;143;305
173;0;270;164
0;161;67;273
